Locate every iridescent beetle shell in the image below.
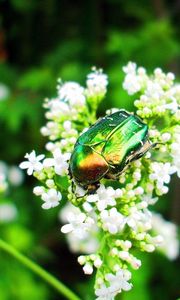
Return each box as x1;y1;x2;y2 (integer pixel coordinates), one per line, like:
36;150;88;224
69;110;152;191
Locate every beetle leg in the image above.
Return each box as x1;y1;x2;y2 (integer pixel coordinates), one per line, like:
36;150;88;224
72;182;100;199
105;173;117;180
127;139;155;163
87;183;100;194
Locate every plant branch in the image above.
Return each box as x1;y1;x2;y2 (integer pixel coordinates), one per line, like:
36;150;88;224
0;239;81;300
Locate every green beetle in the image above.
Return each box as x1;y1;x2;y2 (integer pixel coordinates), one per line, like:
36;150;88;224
69;110;154;192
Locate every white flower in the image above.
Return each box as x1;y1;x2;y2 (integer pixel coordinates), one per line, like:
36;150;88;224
106;269;132;292
86;184;122;211
164;98;178;113
145;81;163;99
33;186;45;196
74;184;87;198
0;203;17;222
86;68;108;98
149;162;176;193
59;202;79;223
19;150;44;175
83;263;93;275
58;82;86;107
59;203;99;253
94;257;103;268
126;206;152;231
45;98;71;119
161;132;171;142
171;127;180;177
43;149;70;176
61;211;94;239
95;283;116;300
122;62;146;95
67;231;99;254
100;208;125;234
123;73;141;95
8;166;24;186
123;62;137;74
41;188;62;209
95;269;132;300
142;194;158;205
152;213;179;260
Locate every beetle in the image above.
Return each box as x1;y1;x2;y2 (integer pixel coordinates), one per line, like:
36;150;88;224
69;110;154;193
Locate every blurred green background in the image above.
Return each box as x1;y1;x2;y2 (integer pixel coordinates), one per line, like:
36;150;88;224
0;0;180;299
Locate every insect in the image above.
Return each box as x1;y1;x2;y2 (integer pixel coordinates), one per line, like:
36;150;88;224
69;110;154;193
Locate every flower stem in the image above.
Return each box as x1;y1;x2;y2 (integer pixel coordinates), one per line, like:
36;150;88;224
0;238;81;300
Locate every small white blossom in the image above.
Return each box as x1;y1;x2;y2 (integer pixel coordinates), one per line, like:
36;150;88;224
58;82;86;107
94;257;102;268
152;213;179;260
0;203;17;222
126;206;152;231
86;67;108;98
95;269;132;300
123;62;137;74
19;150;44;175
164;98;178;113
149;162;176;194
74;184;87;198
61;211;94;239
161;132;171;142
142;194;158;205
170;127;180;177
83;263;93;275
43;149;71;176
8;166;24;186
41;188;62;209
123;74;141;95
77;255;86;265
122;62;146;95
45;98;70;119
59;203;99;253
33;186;45;196
100;208;125;234
86;184;122;211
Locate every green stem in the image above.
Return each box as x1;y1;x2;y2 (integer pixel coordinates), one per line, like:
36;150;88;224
0;239;81;300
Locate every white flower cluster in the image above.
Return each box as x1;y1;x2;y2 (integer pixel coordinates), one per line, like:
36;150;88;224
123;62;180;180
0;161;24;192
20;68;108;210
95;269;132;300
152;213;179;260
123;62;179;117
0;161;22;223
123;62;147;95
60;203;99;253
86;184;122;212
170;126;180;177
149;162;176;195
20;64;179;299
86;67;108;99
41;68;108;145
